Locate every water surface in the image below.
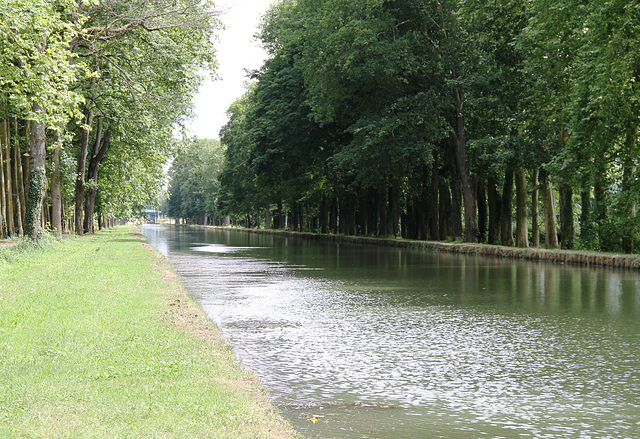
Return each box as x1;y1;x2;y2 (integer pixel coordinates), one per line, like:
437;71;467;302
142;225;640;438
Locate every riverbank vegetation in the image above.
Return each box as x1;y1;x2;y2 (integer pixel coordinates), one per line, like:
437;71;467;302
0;0;218;242
167;0;640;255
0;225;295;438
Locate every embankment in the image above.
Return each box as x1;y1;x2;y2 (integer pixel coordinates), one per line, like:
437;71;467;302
0;226;295;438
221;227;640;270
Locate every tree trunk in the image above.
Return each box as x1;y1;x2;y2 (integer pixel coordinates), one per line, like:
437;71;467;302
320;196;327;233
338;196;346;234
25;103;47;242
84;121;111;234
405;196;415;239
621;124;637;253
439;182;452;240
593;157;607;224
487;176;501;245
542;173;558;249
558;182;574;249
11;119;24;236
299;202;305;232
451;178;463;240
277;199;284;229
579;179;592;247
329;196;338;234
453;89;478;242
477;174;487;243
265;203;271;229
1;119;15;236
555;129;573;249
414;189;427;240
22;121;31;201
531;170;540;247
391;180;401;237
291;199;299;232
0;120;6;238
348;192;357;236
51;140;62;237
428;151;439;240
501;170;514;247
75;109;94;235
10;146;21;236
377;183;388;237
515;170;528;247
358;195;368;236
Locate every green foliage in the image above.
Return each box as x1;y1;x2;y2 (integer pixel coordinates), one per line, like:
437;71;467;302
167;138;226;222
0;0;85;128
70;0;221;222
218;92;261;218
1;0;221;237
173;0;640;252
249;49;332;200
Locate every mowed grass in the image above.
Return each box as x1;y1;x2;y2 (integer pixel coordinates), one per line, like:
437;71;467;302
0;226;296;438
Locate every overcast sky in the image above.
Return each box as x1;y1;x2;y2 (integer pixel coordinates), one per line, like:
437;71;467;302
186;0;275;139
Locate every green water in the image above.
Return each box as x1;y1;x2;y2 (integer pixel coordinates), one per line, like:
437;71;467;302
142;225;640;438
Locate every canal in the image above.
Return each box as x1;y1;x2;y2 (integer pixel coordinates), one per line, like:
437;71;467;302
142;225;640;438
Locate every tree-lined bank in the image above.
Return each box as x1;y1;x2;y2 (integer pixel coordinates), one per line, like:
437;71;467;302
227;226;640;270
1;0;217;242
168;0;640;255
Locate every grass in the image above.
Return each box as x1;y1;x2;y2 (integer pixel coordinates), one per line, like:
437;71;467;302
0;226;296;438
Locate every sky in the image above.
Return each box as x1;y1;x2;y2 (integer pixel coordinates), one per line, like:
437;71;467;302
186;0;276;140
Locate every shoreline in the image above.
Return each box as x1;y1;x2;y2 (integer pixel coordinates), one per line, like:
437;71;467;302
134;226;298;438
0;226;297;438
198;225;640;270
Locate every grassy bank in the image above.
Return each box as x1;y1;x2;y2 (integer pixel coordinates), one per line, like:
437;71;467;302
0;226;296;438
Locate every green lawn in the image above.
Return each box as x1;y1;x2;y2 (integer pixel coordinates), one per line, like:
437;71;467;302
0;226;296;438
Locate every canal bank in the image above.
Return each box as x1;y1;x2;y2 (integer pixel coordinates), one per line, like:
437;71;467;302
0;226;296;438
204;226;640;270
144;224;640;438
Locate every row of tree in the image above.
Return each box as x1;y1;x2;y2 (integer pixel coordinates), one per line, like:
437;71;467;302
0;0;218;242
167;0;640;254
164;137;227;225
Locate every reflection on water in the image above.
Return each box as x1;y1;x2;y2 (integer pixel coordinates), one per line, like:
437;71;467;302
142;225;640;438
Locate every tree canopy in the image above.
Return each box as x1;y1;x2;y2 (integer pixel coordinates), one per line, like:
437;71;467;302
0;0;220;241
175;0;640;254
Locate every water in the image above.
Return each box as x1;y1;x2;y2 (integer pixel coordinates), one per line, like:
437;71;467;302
142;225;640;438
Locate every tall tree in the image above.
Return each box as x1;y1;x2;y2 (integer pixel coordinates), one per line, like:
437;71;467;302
69;0;219;233
25;104;46;241
1;0;86;241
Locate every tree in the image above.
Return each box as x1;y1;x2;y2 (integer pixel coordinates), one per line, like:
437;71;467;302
246;48;333;229
1;0;220;241
70;0;219;234
261;0;448;237
169;0;640;255
517;0;587;249
1;0;85;241
218;92;262;225
166;137;226;224
566;0;640;252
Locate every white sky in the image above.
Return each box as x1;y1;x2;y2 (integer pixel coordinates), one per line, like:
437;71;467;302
186;0;276;140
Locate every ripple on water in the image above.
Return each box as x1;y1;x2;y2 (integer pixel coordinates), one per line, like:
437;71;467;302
142;226;640;439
